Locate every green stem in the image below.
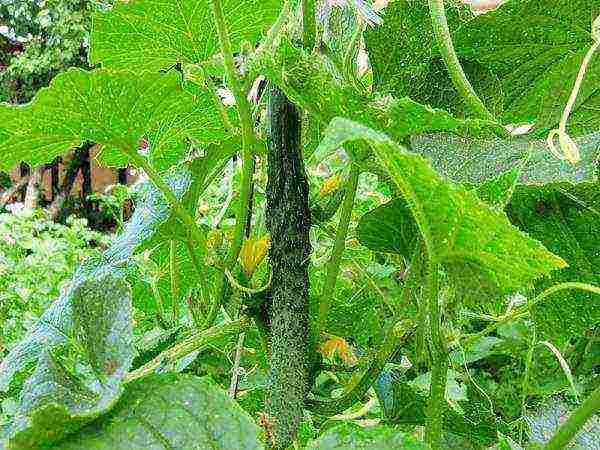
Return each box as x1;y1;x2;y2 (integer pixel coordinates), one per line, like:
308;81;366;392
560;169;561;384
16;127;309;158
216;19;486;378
129;153;206;252
343;21;364;89
459;282;600;348
425;260;447;450
125;316;250;382
519;325;536;444
316;164;360;334
308;320;414;416
129;154;213;326
169;240;180;324
428;0;497;123
151;281;168;329
209;0;256;269
302;0;316;51
184;239;210;328
208;0;258;329
542;384;600;450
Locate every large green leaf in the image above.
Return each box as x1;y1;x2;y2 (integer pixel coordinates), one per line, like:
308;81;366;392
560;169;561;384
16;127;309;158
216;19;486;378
306;423;429;450
363;0;506;119
0;167;192;392
365;0;600;137
90;0;282;71
507;182;600;339
411;132;600;186
3;274;133;450
323;117;565;304
0;68;224;170
454;0;600;136
53;374;263;450
254;39;503;145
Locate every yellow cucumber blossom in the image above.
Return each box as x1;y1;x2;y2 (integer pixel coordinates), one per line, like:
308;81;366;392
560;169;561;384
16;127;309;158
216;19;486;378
239;235;271;279
318;173;342;197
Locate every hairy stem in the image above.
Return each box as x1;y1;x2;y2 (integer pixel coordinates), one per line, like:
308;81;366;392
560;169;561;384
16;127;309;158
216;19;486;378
316;164;360;334
302;0;316;51
126;317;250;383
169;241;180;324
459;282;600;348
543;384;600;450
209;0;256;269
428;0;497;123
425;260;447;450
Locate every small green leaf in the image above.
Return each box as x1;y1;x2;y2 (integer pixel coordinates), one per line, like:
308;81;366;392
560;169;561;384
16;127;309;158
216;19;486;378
90;0;282;71
306;423;429;450
53;375;264;450
342;117;565;304
0;68;224;171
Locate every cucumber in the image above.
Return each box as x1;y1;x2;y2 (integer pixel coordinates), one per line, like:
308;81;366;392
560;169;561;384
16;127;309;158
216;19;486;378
265;86;312;448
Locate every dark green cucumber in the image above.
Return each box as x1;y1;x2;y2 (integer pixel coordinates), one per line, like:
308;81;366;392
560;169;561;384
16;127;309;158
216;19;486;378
265;86;312;448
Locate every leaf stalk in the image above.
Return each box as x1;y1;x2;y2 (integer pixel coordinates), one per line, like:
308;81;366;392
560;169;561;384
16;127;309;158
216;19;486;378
316;164;361;334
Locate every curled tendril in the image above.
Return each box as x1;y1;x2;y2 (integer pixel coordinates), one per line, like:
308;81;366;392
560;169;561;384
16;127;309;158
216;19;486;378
547;18;600;165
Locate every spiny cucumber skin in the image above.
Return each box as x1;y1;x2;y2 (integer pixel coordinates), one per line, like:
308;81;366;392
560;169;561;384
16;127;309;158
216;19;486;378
265;86;311;448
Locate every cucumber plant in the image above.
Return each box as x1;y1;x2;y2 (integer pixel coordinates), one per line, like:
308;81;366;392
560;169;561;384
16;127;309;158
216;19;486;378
0;0;599;449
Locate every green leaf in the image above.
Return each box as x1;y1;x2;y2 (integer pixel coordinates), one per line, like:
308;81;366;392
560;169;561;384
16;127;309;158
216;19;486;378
53;374;264;450
497;434;524;450
72;275;134;382
3;274;133;449
364;0;504;118
507;183;600;339
327;117;565;305
0;68;225;171
0;167;193;392
411;132;600;186
255;38;503;149
357;197;417;257
454;0;600;136
90;0;282;71
306;423;429;450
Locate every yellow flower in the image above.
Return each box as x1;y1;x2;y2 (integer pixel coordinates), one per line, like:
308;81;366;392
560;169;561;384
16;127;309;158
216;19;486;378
239;235;271;279
319;173;342;198
318;335;358;367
